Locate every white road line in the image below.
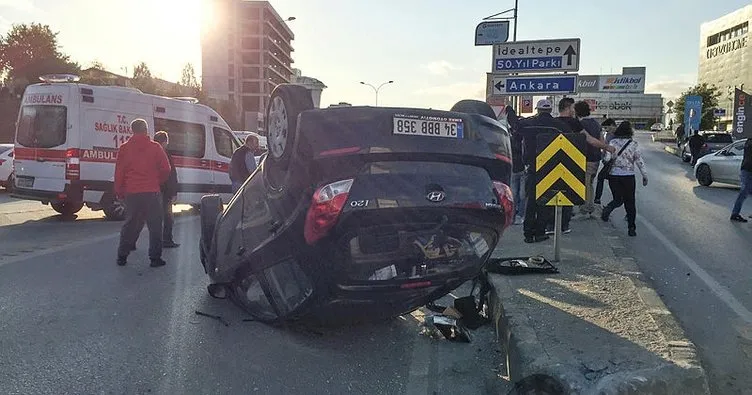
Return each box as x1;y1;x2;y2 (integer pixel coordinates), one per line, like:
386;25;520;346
638;214;752;324
0;216;198;268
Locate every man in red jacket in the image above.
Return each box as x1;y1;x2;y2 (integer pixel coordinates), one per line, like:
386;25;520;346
114;118;171;267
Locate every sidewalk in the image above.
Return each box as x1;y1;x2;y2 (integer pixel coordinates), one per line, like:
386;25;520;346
488;213;710;394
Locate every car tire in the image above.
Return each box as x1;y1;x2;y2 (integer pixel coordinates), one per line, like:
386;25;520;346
696;164;713;186
450;99;497;119
5;173;13;192
102;192;126;221
51;200;84;217
265;84;314;189
199;194;223;269
681;149;691;163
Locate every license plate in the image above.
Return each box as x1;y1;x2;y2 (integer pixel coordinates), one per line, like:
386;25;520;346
16;176;33;188
393;115;464;139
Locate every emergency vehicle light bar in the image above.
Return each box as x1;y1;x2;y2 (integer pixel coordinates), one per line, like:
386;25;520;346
173;97;199;104
39;74;81;83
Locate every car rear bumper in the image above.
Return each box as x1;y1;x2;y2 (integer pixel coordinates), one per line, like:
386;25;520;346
11;183;83;204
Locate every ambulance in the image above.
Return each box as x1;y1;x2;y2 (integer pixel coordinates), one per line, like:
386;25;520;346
12;74;241;220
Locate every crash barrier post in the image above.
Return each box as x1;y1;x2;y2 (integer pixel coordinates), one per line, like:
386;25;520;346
535;133;586;262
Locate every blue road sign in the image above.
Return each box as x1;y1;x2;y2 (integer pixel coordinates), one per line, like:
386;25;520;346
491;74;577;95
684;95;703;133
495;57;564;72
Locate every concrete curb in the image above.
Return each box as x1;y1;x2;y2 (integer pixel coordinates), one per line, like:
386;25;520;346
488;222;710;394
664;145;681;157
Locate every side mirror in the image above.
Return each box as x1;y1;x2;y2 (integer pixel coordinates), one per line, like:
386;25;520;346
207;283;229;299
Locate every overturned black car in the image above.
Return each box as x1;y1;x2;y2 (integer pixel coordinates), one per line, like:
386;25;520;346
199;84;513;323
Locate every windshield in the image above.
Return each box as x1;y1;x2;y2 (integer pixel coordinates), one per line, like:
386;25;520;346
15;105;67;148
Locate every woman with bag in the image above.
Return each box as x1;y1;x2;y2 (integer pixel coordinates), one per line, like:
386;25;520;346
600;121;648;236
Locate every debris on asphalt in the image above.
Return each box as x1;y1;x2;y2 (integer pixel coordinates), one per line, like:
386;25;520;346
487;256;559;275
194;310;230;326
422;314;472;342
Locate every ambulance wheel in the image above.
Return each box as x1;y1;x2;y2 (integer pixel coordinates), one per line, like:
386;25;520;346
265;84;313;189
102;193;126;221
450;99;497;120
200;194;223;258
51;200;84;217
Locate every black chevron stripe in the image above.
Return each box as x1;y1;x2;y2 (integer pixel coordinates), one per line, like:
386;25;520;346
536;179;586;205
536;151;587;180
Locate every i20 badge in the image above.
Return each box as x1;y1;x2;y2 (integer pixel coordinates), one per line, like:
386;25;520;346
426;191;446;202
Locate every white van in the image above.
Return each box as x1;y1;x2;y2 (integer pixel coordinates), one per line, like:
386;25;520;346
12;74;240;220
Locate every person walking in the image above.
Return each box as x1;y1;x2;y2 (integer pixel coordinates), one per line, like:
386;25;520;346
114;119;171;267
594;118;617;205
730;138;752;222
600;121;648;237
154;131;180;248
518;99;573;243
229;135;260;193
574;100;605;217
688;130;705;166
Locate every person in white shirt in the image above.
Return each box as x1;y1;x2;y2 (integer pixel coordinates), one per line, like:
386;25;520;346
600;121;648;237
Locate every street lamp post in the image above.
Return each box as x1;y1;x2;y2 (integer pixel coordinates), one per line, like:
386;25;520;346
360;80;393;106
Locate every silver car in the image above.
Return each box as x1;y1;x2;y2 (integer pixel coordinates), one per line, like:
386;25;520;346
694;138;747;187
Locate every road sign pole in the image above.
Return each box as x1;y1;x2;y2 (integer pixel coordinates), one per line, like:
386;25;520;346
553;205;562;262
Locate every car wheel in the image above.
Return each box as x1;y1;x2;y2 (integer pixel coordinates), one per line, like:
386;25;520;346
199;194;223;269
450;99;497;119
696;164;713;186
102;192;126;221
681;148;691;163
265;84;314;188
51;200;84;217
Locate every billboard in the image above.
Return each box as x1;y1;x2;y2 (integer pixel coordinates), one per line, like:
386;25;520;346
599;74;645;93
576;74;646;93
684;95;703;134
732;88;752;139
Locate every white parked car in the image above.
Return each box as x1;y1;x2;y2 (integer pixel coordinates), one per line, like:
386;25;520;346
650;123;664;131
0;143;13;190
694;138;747;187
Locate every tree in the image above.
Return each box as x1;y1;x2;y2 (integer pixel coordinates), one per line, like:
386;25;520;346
180;63;200;90
673;83;721;131
131;61;156;94
89;60;105;70
0;23;79;90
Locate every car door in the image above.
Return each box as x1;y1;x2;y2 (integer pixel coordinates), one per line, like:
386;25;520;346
713;141;745;184
154;116;212;204
211;126;239;200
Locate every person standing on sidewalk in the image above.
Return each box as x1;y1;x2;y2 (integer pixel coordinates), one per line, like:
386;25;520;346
601;121;648;237
153;131;180;248
229;135;260;193
114;119;171;267
730;138;752;222
518;99;573;243
574;101;605;217
594;118;617;206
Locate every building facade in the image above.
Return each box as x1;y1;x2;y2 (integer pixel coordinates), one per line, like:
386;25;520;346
201;0;294;131
698;5;752;129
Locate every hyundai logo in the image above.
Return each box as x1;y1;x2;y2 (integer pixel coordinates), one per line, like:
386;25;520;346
426;191;446;202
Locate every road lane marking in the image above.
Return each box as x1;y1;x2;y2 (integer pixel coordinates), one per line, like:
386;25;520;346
638;214;752;324
0;216;198;268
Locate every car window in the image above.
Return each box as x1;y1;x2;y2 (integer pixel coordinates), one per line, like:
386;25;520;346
16;105;67;148
154;117;206;158
703;134;733;143
213;127;236;158
0;146;11;155
730;142;746;156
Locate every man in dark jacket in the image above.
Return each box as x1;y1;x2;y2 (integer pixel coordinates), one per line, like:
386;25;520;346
503;105;526;225
688;131;705;166
114;119;171;267
154;131;179;248
730;138;752;222
518;99;574;243
229;135;259;193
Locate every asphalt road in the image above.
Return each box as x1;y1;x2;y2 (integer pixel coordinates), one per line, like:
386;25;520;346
0;192;508;395
608;132;752;395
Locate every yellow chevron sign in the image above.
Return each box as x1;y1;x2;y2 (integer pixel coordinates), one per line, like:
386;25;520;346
535;133;587;206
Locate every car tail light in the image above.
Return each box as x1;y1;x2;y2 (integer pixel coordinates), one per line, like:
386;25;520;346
0;159;5;166
304;179;354;245
65;148;80;180
492;181;514;229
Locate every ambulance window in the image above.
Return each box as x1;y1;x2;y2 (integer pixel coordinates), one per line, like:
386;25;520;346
213;127;235;158
154;118;206;158
16;105;67;148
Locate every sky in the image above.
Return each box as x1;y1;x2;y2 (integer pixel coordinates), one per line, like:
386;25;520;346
0;0;750;109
